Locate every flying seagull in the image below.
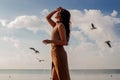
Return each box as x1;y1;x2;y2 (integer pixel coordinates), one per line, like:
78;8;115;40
29;47;40;53
37;58;45;62
105;40;112;48
91;23;97;30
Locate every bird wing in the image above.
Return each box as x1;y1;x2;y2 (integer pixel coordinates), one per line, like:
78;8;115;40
30;47;36;51
35;50;39;53
105;41;111;48
107;43;111;47
91;23;94;27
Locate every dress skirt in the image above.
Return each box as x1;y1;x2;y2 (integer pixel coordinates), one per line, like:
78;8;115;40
51;46;70;80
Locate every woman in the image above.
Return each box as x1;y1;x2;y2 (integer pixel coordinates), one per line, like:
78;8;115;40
42;7;71;80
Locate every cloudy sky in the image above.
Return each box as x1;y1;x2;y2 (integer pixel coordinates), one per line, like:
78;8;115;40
0;0;120;69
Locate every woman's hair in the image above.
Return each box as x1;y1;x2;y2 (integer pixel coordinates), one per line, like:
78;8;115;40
59;9;71;42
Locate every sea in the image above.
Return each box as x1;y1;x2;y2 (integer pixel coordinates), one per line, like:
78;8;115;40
0;69;120;80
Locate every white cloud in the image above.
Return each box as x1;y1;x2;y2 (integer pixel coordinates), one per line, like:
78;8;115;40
111;10;118;17
70;9;120;50
7;15;44;32
68;9;120;69
0;36;20;48
0;9;120;69
40;9;49;16
0;19;8;26
0;9;50;34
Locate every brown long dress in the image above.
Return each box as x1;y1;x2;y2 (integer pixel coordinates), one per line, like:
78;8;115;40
51;24;70;80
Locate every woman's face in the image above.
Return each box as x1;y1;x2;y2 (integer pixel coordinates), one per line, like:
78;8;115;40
55;11;61;20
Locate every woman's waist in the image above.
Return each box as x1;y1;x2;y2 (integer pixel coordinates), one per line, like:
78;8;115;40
51;45;67;58
51;44;64;50
51;43;63;47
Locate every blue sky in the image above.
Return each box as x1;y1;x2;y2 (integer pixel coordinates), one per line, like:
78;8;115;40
1;0;120;17
0;0;120;69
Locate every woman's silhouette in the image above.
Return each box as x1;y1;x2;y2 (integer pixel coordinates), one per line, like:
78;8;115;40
43;7;71;80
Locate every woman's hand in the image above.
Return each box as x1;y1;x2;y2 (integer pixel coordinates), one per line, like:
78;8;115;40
56;7;63;12
42;39;51;45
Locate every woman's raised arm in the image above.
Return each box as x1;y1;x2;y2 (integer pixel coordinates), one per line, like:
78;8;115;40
46;7;63;28
46;10;57;28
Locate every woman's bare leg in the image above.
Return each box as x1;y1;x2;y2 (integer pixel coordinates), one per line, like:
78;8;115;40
52;65;59;80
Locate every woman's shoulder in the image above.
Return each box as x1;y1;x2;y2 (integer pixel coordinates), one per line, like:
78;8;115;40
56;22;65;31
